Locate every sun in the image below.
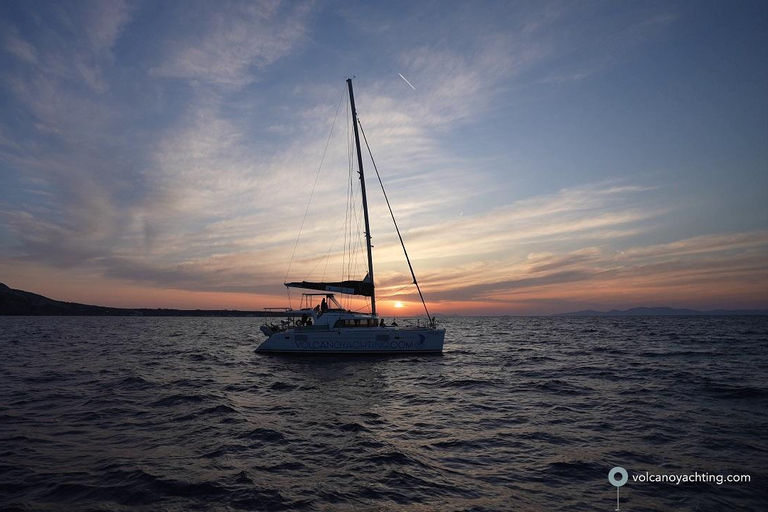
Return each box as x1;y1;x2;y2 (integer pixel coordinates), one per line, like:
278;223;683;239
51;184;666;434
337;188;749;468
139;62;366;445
394;301;405;308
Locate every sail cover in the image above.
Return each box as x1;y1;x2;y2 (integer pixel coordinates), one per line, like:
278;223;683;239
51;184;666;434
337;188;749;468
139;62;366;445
285;276;373;297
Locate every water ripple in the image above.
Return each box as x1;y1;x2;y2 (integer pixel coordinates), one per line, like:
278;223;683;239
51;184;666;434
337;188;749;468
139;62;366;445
0;315;766;510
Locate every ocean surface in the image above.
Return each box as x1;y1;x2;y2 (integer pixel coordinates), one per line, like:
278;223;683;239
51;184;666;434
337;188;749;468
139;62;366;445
1;316;766;511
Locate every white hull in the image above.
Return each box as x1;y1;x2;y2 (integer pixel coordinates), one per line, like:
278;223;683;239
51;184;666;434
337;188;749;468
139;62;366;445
256;326;445;354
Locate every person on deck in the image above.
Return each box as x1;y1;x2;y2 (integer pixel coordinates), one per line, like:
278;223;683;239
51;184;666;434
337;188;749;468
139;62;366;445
321;298;328;313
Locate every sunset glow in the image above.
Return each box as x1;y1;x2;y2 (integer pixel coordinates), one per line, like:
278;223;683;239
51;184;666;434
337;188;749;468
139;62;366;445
0;1;766;315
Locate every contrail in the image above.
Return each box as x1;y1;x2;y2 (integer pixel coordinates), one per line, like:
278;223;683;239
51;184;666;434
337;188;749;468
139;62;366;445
398;73;416;90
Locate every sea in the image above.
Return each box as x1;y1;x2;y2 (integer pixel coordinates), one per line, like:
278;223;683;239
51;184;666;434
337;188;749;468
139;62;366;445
1;316;766;512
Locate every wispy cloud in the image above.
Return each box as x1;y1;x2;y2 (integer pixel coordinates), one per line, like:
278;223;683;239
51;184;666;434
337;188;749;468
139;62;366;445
388;231;768;314
4;27;38;64
370;183;664;263
150;1;311;88
0;1;317;286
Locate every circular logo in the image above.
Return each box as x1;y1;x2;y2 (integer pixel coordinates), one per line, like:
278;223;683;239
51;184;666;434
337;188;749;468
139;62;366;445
608;466;628;487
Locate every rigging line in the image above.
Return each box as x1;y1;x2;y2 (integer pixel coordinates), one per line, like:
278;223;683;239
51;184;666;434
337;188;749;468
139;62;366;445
320;223;346;281
348;170;364;279
351;302;374;313
308;94;351;283
345;172;352;280
343;93;351;283
349;194;357;273
344;92;358;285
377;283;411;301
358;120;434;326
344;149;353;281
347;113;364;283
284;86;346;285
347;173;361;281
305;221;345;282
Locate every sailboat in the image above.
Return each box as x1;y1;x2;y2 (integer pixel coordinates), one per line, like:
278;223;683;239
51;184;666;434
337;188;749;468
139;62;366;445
256;78;445;354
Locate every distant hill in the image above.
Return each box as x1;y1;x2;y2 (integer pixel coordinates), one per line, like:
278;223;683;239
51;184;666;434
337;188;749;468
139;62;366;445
0;282;288;317
553;306;768;317
4;282;766;317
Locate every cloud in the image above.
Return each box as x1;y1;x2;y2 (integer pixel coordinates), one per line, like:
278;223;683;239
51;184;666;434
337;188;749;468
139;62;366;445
150;0;311;88
0;0;317;289
1;1;136;144
415;231;768;311
367;182;664;267
4;27;38;64
0;1;763;315
82;0;134;55
365;181;766;313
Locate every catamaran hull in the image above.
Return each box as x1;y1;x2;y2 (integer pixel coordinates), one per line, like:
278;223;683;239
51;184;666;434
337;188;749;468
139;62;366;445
256;328;445;354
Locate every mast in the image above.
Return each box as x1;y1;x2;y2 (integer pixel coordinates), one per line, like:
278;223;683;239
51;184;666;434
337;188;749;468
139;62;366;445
347;78;376;316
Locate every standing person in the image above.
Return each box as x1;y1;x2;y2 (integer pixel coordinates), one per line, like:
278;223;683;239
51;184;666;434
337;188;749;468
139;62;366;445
321;298;327;313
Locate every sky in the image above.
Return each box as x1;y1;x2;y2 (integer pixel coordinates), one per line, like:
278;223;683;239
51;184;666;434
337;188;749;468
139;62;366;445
0;0;766;316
